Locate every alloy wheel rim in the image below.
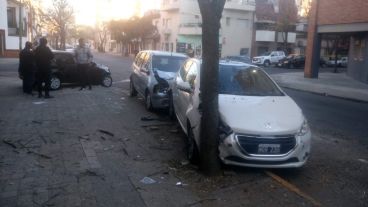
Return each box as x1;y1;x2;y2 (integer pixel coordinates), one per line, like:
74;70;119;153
103;76;112;86
51;77;60;89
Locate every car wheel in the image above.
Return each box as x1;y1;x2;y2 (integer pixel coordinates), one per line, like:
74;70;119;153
187;125;199;164
101;75;112;87
145;91;153;111
129;79;137;97
50;75;61;90
264;60;270;67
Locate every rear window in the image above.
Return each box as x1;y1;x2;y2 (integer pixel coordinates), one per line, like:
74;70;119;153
152;55;187;72
219;65;284;96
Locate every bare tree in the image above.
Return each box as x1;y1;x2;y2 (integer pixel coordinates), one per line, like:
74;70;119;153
197;0;225;176
43;0;74;50
276;0;298;52
96;22;109;52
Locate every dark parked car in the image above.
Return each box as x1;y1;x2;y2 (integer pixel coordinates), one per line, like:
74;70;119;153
277;54;327;69
224;55;252;64
49;51;112;90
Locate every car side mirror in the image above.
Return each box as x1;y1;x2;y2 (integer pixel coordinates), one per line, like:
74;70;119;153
177;79;193;93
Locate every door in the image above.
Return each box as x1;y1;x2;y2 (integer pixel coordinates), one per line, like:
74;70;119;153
174;60;192;126
136;52;150;95
0;30;5;57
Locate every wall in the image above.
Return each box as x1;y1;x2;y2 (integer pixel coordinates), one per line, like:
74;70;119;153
318;0;368;25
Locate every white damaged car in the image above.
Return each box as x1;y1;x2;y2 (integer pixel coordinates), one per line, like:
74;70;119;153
171;59;311;168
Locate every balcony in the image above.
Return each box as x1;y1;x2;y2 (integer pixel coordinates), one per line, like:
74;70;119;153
178;23;202;35
255;30;275;42
224;0;255;11
255;30;296;43
161;0;180;11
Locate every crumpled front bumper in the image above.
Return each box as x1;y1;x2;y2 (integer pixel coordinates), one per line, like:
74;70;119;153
219;131;311;168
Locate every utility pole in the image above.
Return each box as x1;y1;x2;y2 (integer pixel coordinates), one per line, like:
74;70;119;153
19;0;23;50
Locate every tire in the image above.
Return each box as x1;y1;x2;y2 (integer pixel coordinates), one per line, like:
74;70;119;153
264;60;270;67
50;75;61;90
101;75;112;87
129;79;137;97
145;91;153;111
187;125;199;164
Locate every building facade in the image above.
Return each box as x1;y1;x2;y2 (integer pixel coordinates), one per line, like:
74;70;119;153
305;0;368;83
156;0;255;57
0;0;30;57
251;0;297;57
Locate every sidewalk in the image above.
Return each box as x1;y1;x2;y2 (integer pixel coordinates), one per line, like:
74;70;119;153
271;72;368;102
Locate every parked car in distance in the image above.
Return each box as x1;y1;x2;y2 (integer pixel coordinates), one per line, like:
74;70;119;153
223;55;251;64
129;50;188;111
49;50;112;90
277;54;305;68
277;54;327;69
327;56;348;67
171;59;311;168
252;51;286;67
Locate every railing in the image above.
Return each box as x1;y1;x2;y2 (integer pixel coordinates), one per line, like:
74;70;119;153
224;0;256;11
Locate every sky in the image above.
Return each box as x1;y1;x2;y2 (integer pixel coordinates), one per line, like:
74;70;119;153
43;0;160;26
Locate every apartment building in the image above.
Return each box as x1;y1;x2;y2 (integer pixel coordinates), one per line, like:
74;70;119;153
251;0;297;56
0;0;30;57
305;0;368;83
156;0;255;57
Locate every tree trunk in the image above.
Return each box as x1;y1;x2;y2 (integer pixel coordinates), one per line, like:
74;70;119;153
197;0;225;176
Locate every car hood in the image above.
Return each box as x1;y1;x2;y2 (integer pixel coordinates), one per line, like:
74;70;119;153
155;70;176;81
95;63;110;73
253;56;266;59
219;94;304;135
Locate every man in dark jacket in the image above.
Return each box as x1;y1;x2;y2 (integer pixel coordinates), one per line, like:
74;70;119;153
34;37;54;98
18;41;36;95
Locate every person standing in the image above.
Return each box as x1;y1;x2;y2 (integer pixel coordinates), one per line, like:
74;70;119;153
75;38;93;90
18;42;36;95
34;37;54;98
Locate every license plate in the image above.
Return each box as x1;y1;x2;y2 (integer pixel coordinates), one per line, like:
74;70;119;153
258;144;281;154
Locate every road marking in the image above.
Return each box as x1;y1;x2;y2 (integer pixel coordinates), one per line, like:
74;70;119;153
265;171;322;207
113;79;130;84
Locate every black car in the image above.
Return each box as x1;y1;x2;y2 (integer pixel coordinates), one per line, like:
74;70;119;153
277;54;327;69
49;51;112;90
224;55;252;64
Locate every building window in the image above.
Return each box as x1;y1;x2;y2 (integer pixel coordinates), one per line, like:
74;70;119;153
226;17;231;26
7;7;17;28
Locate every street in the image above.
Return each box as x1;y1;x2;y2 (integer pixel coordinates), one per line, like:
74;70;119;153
0;52;367;207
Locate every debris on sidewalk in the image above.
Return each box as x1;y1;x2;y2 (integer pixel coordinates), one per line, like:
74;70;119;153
32;101;46;105
27;150;52;159
141;116;156;121
77;169;105;182
149;145;172;151
140;177;156;184
97;129;115;137
78;135;90;141
358;159;368;164
181;160;190;166
32;120;42;124
176;181;188;186
2;140;17;149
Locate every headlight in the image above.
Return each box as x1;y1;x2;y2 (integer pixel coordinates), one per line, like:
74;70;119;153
297;120;310;136
219;120;233;141
153;84;168;94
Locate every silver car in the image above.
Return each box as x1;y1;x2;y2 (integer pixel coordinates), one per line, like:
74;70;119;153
172;59;311;168
129;50;187;110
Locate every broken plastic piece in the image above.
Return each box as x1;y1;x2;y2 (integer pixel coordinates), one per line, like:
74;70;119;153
140;177;156;184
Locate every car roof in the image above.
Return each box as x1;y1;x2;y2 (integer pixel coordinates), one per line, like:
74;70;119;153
141;50;187;58
52;50;74;55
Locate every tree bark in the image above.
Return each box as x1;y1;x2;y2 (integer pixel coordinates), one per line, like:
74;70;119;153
197;0;225;176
